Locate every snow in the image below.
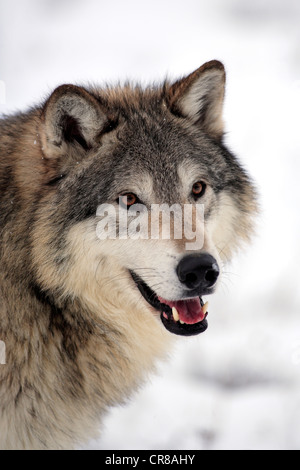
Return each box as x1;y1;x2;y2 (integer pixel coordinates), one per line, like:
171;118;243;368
1;0;300;450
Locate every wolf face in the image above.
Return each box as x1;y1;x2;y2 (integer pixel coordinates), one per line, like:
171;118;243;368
0;60;257;449
34;60;257;338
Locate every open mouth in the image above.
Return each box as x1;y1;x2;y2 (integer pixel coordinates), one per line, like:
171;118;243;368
130;271;209;336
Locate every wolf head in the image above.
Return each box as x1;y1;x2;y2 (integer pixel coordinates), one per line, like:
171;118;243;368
33;60;257;337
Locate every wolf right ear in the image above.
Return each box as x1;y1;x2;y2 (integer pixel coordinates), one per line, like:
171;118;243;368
168;60;226;140
41;85;108;158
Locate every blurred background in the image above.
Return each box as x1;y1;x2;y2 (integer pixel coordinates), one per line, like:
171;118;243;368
1;0;300;450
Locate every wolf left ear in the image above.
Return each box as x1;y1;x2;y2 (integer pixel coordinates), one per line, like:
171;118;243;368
41;84;107;158
168;60;226;140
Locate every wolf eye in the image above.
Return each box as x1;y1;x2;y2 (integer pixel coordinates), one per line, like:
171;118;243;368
119;193;138;209
192;181;206;199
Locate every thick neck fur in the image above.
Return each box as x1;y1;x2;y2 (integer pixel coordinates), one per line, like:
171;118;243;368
0;267;170;449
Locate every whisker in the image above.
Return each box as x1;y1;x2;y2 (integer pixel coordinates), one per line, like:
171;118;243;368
222;270;240;278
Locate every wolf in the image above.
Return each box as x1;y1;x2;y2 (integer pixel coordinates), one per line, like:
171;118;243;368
0;60;257;449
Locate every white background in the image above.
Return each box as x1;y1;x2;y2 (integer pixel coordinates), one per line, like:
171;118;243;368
1;0;300;450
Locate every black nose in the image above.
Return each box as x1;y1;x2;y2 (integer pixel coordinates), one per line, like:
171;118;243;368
177;254;220;290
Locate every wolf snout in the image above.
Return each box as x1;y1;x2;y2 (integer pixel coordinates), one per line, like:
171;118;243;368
176;254;220;291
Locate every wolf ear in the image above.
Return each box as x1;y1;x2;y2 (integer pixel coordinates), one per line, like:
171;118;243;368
168;60;226;140
41;84;107;158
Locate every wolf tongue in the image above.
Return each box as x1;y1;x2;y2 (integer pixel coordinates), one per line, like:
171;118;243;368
158;297;204;324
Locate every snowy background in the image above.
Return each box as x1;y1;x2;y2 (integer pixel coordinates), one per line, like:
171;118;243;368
1;0;300;450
